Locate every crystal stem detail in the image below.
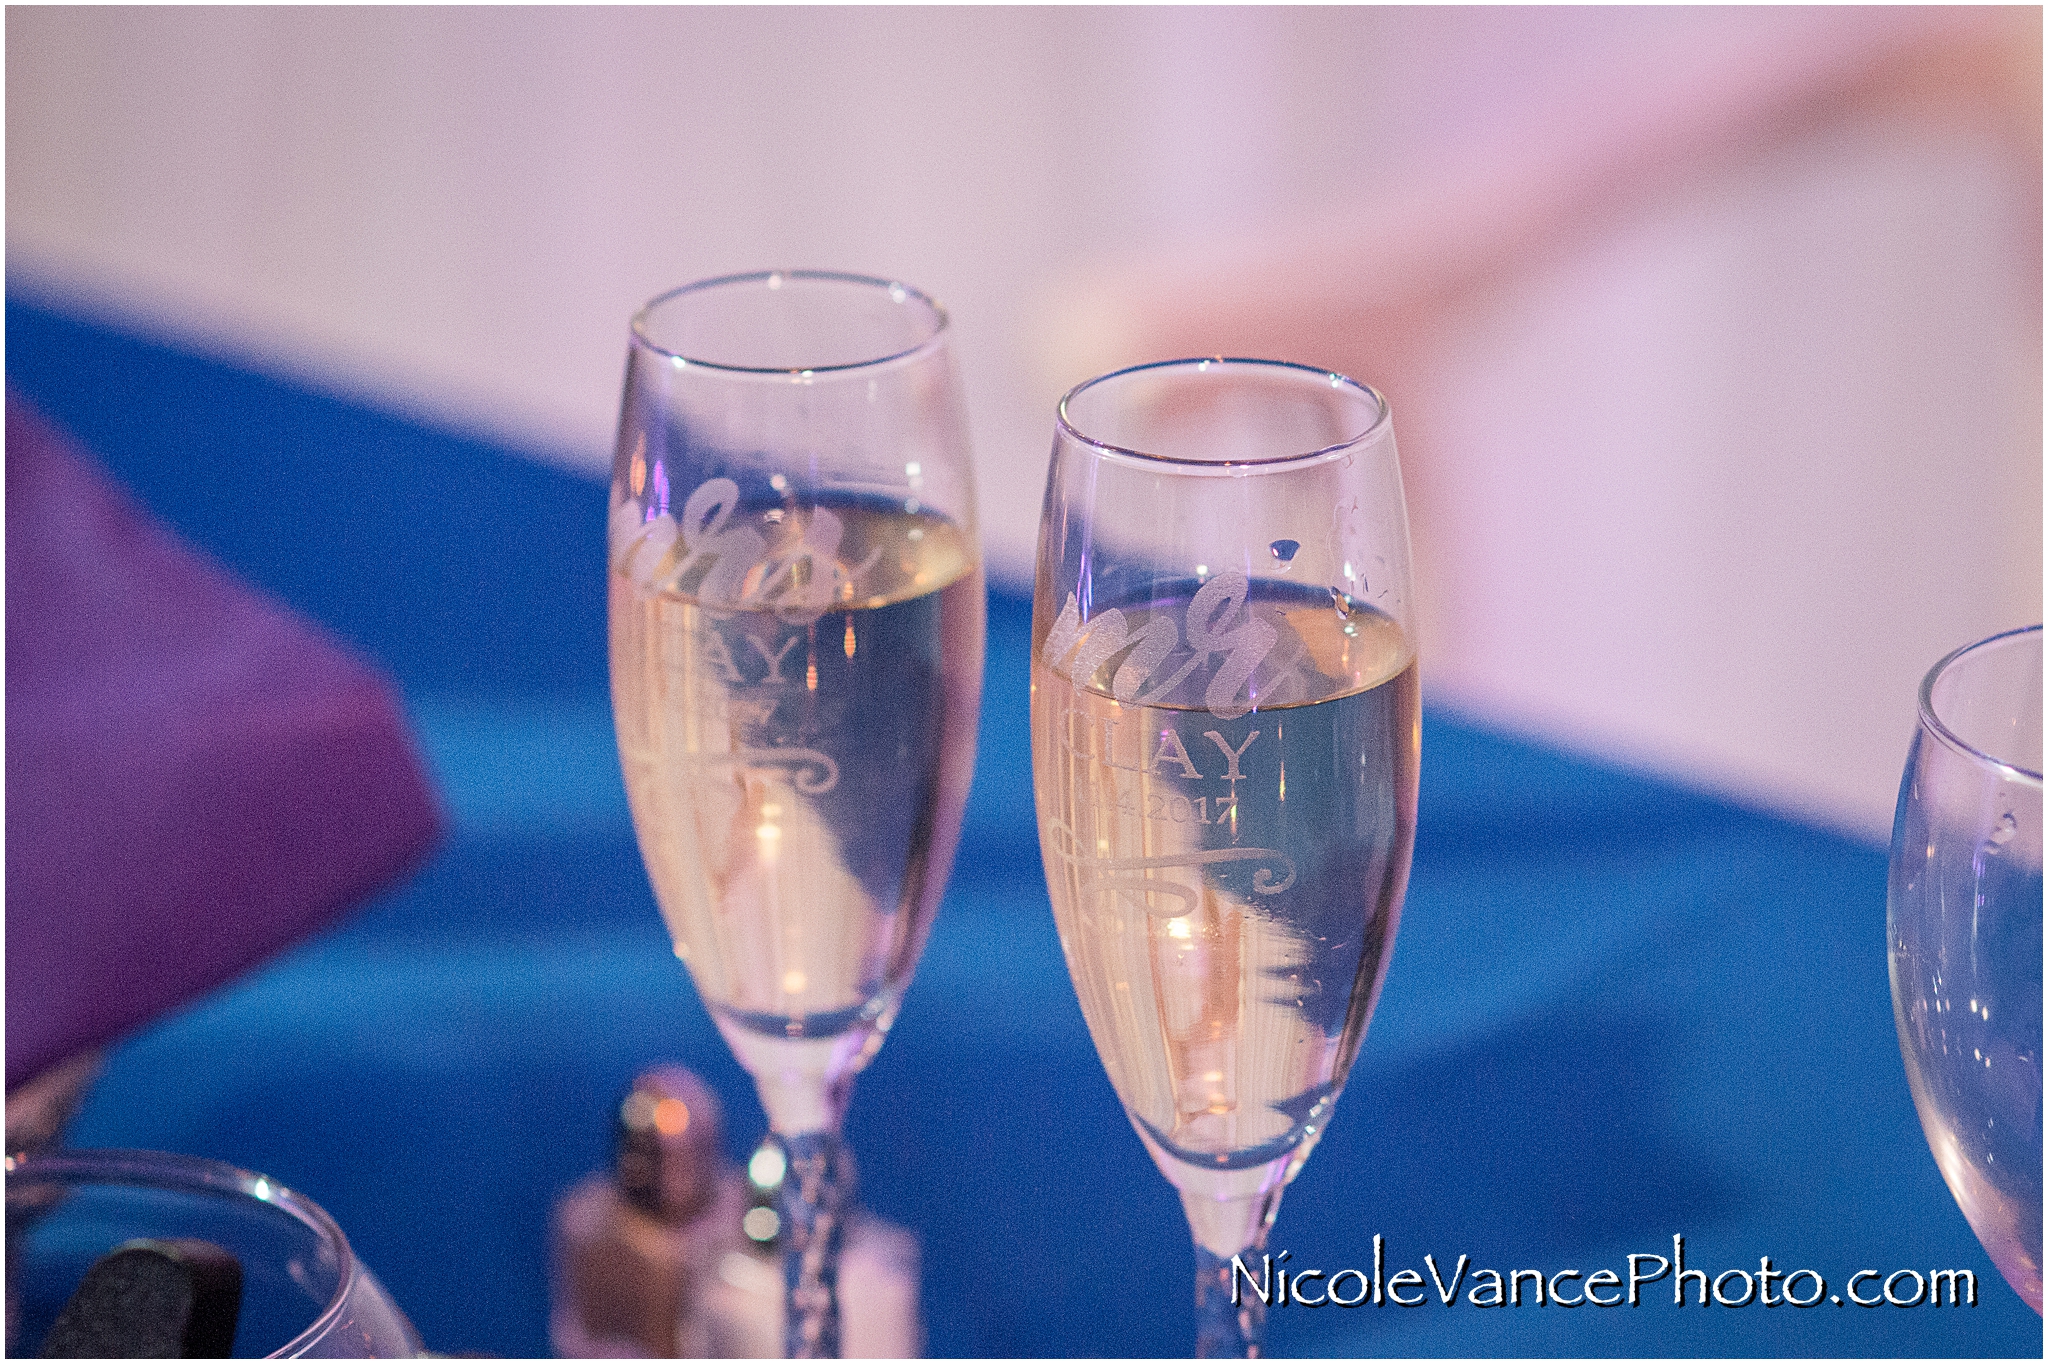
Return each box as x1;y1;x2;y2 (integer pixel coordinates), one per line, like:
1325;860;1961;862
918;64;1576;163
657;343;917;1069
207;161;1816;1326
778;1131;854;1358
1194;1245;1267;1358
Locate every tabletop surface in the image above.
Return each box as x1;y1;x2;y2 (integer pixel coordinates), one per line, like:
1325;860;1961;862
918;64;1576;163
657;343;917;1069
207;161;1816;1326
8;294;2038;1357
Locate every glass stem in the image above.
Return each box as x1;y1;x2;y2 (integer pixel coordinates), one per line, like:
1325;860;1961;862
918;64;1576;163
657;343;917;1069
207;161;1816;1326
1182;1182;1283;1358
777;1130;854;1358
1194;1244;1268;1358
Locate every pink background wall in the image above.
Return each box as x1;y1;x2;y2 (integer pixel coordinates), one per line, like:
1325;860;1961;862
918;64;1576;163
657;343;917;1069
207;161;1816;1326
9;7;2038;841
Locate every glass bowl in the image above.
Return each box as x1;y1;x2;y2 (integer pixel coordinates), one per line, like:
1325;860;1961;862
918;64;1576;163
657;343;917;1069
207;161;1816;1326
5;1148;424;1357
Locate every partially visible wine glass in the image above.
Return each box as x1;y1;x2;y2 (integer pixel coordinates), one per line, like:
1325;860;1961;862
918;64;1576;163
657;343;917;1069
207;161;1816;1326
607;272;983;1356
1889;625;2042;1313
5;1149;423;1357
1029;359;1418;1356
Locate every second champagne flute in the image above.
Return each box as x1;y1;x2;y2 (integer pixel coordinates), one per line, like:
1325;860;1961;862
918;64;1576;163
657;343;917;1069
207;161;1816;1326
608;272;984;1356
1031;359;1419;1356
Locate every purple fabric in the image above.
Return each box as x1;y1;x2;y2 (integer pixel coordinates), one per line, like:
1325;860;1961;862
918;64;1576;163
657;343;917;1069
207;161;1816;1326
5;397;443;1088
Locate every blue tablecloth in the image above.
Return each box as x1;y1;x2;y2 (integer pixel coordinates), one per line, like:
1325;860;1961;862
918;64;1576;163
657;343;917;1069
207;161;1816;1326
9;295;2038;1357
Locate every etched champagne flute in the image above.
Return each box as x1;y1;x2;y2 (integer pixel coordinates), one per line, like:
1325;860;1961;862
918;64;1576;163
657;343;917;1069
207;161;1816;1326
1889;625;2043;1312
607;272;983;1356
1029;359;1419;1356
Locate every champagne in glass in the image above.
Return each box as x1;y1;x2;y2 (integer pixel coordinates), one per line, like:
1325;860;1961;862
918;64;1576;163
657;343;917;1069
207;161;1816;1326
608;272;983;1356
1889;625;2042;1312
1030;360;1418;1356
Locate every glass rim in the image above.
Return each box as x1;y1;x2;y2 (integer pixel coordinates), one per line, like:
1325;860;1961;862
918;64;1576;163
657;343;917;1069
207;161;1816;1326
4;1147;363;1359
1056;357;1390;472
629;269;950;375
1918;624;2044;786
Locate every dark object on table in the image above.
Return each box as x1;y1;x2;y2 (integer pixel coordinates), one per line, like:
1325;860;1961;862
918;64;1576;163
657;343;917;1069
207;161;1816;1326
615;1065;725;1225
38;1238;242;1358
551;1065;747;1357
550;1063;925;1357
4;395;442;1090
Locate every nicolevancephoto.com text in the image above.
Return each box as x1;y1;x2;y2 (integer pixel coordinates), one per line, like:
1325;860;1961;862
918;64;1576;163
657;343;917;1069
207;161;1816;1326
1233;1236;1982;1311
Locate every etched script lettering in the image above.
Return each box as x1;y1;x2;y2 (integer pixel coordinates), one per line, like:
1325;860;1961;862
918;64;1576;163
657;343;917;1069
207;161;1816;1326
1041;572;1278;719
609;476;882;621
1183;574;1277;717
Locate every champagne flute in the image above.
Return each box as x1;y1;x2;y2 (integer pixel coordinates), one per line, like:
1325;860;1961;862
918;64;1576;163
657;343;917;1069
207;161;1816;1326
1889;625;2042;1312
1029;359;1418;1356
607;271;983;1356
